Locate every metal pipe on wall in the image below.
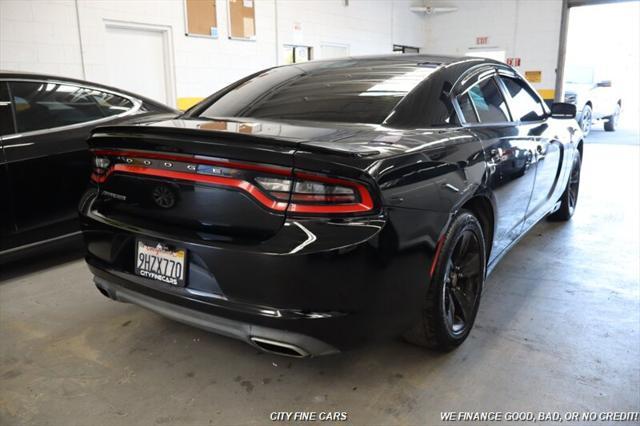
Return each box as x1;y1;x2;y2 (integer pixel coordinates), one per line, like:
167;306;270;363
74;0;87;79
554;0;570;102
274;0;279;65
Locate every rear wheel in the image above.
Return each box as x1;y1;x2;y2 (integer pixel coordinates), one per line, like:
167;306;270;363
604;104;621;132
548;152;582;221
404;210;486;351
580;104;593;137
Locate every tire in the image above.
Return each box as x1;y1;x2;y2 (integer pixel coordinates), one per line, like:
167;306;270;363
548;152;582;221
404;210;486;351
604;103;621;132
579;104;593;137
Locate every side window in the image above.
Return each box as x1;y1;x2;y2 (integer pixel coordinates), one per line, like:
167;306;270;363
500;76;546;122
9;81;109;133
457;92;478;123
0;82;15;136
89;90;134;117
467;78;510;123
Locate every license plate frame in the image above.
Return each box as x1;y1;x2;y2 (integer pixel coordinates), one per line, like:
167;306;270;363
134;239;187;287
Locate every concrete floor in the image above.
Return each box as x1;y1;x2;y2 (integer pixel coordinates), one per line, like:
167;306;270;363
1;128;639;426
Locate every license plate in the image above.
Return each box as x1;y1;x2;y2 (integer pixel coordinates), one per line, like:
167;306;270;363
135;240;186;286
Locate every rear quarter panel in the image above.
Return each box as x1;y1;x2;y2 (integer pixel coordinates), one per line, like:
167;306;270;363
294;128;487;261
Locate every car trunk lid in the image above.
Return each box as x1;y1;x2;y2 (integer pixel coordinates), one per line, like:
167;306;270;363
88;119;303;241
87;117;389;242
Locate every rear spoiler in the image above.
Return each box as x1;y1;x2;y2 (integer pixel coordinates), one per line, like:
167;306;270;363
89;125;380;158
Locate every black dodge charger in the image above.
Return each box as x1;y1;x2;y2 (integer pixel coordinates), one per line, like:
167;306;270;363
80;55;583;357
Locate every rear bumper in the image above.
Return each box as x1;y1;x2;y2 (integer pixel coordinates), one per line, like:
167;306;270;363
81;196;447;355
93;273;338;357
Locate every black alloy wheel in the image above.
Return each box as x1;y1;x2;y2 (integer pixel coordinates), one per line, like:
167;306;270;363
442;230;483;336
549;152;582;221
404;210;486;351
567;154;581;215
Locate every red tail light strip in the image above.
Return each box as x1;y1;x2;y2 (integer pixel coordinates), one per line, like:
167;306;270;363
92;150;374;214
92;149;292;176
112;164;289;211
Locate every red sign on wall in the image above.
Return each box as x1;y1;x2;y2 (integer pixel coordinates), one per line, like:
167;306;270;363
506;57;521;67
476;36;488;45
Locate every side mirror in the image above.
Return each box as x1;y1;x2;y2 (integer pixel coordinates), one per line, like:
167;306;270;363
597;80;612;87
550;102;577;119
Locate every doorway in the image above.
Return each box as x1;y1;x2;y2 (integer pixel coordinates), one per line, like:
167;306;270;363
561;1;639;138
393;44;420;54
104;22;176;107
283;45;312;64
320;43;350;59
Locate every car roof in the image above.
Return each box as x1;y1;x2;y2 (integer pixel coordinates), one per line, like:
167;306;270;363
291;53;503;70
0;70;175;111
269;54;509;93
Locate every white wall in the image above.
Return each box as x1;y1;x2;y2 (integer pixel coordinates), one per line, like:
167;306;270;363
422;0;563;99
0;0;427;108
0;0;84;78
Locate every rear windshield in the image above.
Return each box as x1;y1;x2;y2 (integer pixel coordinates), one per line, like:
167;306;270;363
197;62;438;124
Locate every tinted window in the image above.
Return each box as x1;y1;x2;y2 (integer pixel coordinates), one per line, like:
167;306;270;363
198;63;439;124
89;90;134;117
9;82;132;133
500;76;545;122
384;60;472;128
458;92;478;123
0;82;14;136
467;78;509;123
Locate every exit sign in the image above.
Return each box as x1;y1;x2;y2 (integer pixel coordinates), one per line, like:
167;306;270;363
476;36;488;45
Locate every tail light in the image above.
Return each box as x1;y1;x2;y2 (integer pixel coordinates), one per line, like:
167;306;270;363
90;150;375;215
91;156;111;183
255;172;373;213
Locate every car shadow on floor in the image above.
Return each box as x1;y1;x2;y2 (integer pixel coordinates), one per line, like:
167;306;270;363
0;237;85;283
106;271;533;385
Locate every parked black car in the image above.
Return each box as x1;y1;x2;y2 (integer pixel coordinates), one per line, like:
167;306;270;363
80;55;583;356
0;72;176;259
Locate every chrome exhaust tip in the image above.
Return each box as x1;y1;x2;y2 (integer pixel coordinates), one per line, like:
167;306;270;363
250;337;310;358
95;282;115;300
